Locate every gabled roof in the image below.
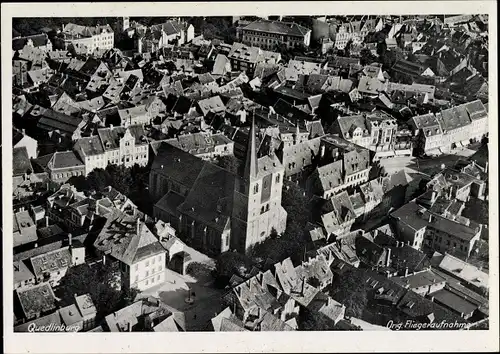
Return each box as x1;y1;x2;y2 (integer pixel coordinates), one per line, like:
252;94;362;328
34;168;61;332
94;212;165;265
243;20;310;37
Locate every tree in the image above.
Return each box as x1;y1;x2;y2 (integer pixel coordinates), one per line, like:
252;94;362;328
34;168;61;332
213;251;255;288
331;268;369;318
250;181;310;264
87;168;112;193
56;261;139;322
360;48;377;66
106;164;134;195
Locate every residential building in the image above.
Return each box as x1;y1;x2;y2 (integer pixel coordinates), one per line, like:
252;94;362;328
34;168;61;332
32;151;85;184
306;141;371;199
390;201;481;259
97;124;149;168
136;20;194;53
13;209;38;249
30;242;85;287
164;132;234;160
15;282;57;322
60;23;114;55
239;20;311;50
12;33;53;53
73;136;107;175
94;213;166;291
104;297;185;332
15;293;97;332
228;42;281;76
335;111;413;160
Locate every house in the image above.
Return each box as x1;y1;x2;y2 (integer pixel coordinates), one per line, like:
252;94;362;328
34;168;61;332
197;95;226;116
164;132;234;160
390;59;435;81
14;260;36;290
317;191;357;238
15;282;57;321
239;19;311;50
13;209;38;249
94;213;166;291
97;124;149;168
30;241;84;287
410;113;444;156
211;307;247;331
392;269;447;296
335;111;412;160
73;136;107;175
60;23;114;55
15;293;98;332
13;33;53;53
32;151;85;184
228;42;281;76
36;109;85;143
431;253;488;294
136;20;194;53
104;297;184;332
390;201;482;259
306;141;371;199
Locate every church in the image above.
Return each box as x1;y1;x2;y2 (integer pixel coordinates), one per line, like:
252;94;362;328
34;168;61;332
149;117;287;256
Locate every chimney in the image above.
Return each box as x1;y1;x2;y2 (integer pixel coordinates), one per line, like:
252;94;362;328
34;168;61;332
484;162;488;174
385;247;392;267
405;267;409;277
430;190;438;204
68;233;73;247
45;216;49;228
103;254;106;265
428;214;434;223
301;277;305;296
136;218;141;235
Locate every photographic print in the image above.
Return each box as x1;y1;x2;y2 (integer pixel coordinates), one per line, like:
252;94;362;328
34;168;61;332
2;1;498;353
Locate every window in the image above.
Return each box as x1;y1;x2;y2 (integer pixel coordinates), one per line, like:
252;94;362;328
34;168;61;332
146;260;149;267
254;184;259;194
145;280;149;286
275;174;280;183
152;257;155;264
158;265;162;272
157;275;161;281
151;277;155;284
146;270;149;277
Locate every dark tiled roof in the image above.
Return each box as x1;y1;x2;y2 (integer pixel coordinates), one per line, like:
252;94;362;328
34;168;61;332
13;147;33;176
243;20;310;37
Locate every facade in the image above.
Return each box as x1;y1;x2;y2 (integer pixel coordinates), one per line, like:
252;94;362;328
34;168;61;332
61;23;114;55
97;125;149;168
336;112;413;160
228;42;281;76
137;20;195;54
164;132;234;160
239;20;311;50
410;100;488;155
32;151;86;184
94;215;166;291
150;118;287;256
231;118;288;253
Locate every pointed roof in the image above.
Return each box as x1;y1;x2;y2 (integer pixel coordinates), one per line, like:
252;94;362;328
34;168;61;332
244;113;258;181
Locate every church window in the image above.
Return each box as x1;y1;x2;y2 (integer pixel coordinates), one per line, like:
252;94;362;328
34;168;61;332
254;184;259;194
276;174;280;183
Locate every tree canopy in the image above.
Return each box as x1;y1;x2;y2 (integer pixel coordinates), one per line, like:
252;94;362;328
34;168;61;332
55;261;139;322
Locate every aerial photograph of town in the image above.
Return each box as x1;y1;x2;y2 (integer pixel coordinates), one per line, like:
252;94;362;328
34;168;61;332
11;13;490;333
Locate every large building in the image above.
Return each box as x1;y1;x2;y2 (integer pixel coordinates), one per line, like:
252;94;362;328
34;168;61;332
60;23;114;55
238;20;311;50
150;117;287;256
410;100;488;156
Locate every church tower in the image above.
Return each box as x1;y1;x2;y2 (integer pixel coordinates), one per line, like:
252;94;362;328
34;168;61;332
231;114;288;254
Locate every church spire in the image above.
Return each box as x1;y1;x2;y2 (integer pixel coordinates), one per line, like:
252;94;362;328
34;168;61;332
244;110;258;181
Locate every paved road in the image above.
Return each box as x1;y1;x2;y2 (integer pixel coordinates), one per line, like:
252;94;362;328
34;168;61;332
379;148;477;178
